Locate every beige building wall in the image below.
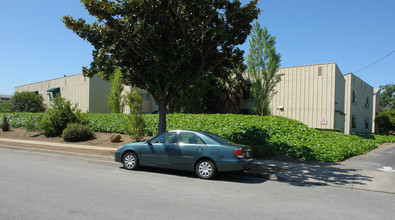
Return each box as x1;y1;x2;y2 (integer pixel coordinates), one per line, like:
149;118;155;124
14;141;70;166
372;88;381;133
15;73;158;114
241;62;379;134
269;63;340;130
123;86;158;114
333;65;346;132
344;73;374;134
88;76;111;113
15;74;111;113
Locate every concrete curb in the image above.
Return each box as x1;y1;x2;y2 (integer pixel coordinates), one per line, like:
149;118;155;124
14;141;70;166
0;138;115;151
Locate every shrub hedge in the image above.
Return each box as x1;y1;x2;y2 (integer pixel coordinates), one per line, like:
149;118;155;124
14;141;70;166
2;113;395;162
375;110;395;133
62;123;95;142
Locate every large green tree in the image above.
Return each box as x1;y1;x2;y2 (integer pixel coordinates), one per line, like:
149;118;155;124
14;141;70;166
247;21;281;116
380;84;395;110
63;0;259;133
168;65;247;114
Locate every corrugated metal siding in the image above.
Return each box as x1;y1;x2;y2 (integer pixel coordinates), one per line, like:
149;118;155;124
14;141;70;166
65;75;90;112
270;63;337;129
88;75;111;113
15;74;90;111
334;65;346;131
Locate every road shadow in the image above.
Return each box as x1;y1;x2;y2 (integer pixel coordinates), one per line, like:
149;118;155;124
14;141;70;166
268;162;373;187
119;167;267;184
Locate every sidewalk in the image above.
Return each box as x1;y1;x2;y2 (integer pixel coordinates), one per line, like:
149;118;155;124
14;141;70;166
251;155;395;194
1;137;394;193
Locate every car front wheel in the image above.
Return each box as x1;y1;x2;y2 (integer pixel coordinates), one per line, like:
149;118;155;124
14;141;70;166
122;152;139;170
195;160;217;179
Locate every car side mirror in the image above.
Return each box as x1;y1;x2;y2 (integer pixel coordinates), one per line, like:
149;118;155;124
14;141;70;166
146;139;152;145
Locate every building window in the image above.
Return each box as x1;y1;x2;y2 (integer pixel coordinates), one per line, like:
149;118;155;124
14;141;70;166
365;97;369;108
364;118;369;130
243;84;253;100
139;93;150;101
352;115;357;129
46;87;61;102
352;90;357;104
47;93;53;102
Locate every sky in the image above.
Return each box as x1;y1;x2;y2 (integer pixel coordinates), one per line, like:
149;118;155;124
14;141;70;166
1;0;394;95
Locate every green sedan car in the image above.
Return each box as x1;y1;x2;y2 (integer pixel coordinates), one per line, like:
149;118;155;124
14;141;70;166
115;130;254;179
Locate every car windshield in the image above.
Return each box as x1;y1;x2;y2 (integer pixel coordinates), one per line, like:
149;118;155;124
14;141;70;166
204;132;237;145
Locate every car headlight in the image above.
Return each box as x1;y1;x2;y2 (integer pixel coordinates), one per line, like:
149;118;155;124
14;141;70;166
117;145;124;150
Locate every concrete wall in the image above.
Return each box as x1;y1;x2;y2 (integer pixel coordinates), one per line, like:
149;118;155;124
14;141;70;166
344;73;374;134
372;88;381;133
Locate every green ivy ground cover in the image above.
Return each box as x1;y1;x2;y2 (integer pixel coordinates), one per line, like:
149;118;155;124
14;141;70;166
2;113;395;162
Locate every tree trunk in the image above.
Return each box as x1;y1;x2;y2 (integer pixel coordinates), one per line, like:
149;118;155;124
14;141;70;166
158;101;167;134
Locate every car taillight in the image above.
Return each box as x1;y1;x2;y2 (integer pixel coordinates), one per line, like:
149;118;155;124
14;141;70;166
233;148;244;158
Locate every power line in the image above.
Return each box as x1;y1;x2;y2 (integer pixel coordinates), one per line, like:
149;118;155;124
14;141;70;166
354;49;395;73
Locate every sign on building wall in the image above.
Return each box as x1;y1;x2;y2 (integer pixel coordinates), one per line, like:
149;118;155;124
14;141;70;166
320;118;328;125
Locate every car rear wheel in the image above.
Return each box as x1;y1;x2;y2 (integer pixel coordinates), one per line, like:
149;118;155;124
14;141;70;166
122;152;139;170
195;160;217;179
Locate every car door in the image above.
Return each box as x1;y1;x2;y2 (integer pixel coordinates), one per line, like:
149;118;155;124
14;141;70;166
140;131;177;167
170;132;207;169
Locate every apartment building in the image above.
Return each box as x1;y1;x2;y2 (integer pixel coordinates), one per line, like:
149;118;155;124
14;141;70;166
241;62;379;134
16;62;379;133
0;94;12;103
15;74;157;114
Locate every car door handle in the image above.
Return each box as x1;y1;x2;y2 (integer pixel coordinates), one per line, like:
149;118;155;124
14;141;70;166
196;147;203;151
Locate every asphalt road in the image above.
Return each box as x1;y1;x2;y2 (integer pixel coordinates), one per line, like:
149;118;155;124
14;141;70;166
343;144;395;171
0;147;394;220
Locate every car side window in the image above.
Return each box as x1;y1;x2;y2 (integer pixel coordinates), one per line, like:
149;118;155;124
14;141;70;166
151;132;177;144
176;132;205;145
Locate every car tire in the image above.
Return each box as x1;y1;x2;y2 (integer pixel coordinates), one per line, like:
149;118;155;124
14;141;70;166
195;160;217;179
122;152;139;170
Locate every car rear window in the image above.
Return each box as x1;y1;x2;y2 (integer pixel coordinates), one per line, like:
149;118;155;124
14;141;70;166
204;133;237;145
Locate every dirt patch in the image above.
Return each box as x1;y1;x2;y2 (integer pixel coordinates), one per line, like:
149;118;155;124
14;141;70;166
0;128;149;147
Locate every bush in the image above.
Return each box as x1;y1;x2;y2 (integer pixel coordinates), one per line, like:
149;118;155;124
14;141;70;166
110;134;122;142
375;110;395;133
9;91;46;113
0;102;11;113
62;123;95;142
125;114;146;142
25;115;42;132
2;115;10;132
40;97;82;137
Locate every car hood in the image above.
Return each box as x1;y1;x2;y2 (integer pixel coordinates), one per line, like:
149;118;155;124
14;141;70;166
124;141;145;147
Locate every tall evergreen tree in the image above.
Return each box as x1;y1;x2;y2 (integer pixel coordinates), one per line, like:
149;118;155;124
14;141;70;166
247;21;281;116
107;68;124;113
